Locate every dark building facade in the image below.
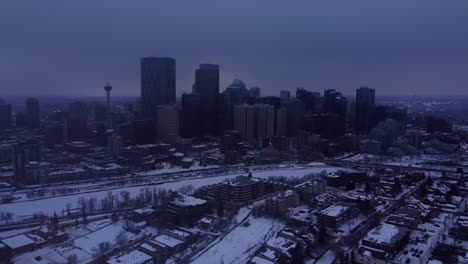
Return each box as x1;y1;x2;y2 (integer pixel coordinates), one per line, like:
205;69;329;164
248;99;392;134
193;64;220;136
141;57;176;120
223;79;250;131
323;89;347;138
0;102;12;131
286;99;306;137
355;87;376;134
26;98;40;129
180;94;201;138
13;140;41;182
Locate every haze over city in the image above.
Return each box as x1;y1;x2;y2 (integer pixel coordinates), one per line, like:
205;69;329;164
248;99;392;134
1;2;468;264
1;0;468;96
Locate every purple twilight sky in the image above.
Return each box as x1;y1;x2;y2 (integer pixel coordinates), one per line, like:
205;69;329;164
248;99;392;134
0;0;467;97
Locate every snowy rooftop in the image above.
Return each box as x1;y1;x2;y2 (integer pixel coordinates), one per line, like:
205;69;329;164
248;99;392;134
173;194;207;207
140;243;158;253
107;250;152;264
266;235;296;254
153;235;184;248
319;203;352;217
250;256;275;264
364;223;407;245
1;234;35;249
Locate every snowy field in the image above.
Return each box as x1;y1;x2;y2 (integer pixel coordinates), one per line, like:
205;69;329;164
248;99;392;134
0;164;348;218
11;219;153;264
191;215;285;264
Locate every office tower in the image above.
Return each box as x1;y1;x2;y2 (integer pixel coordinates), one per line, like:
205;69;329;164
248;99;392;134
133;119;154;145
296;87;321;113
45;122;65;147
15;112;28;127
249;87;260;98
355;87;376;134
223;79;250;131
234;104;255;143
141;57;176;120
96;123;109;146
104;83;113;128
0;99;12;130
157;105;179;144
13;140;41;182
108;134;123;157
259;96;281;109
276;107;287;137
26;98;40;129
286;99;306;137
193;64;220;136
280;91;290;104
256;104;275;140
94;104;107;122
323;89;347;137
181;94;201;138
67;101;88;141
234;104;275;145
303;113;342;140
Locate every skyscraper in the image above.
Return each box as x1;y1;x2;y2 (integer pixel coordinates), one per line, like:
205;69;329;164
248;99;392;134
157;105;179;144
141;57;176;120
280;90;290;104
223;79;250;131
193;64;220;136
234;104;255;144
0;99;12;130
26;98;40;129
323;89;347;138
355;87;376;134
181;94;201;138
234;104;275;145
104;83;113;128
256;104;275;140
249;87;261;98
276;107;287;137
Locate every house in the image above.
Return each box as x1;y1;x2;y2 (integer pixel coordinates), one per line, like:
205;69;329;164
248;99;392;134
353;246;388;264
1;235;35;256
107;250;153;264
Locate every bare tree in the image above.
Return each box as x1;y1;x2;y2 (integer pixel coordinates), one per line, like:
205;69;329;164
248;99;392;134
116;230;128;246
66;203;72;216
179;185;195;195
88;197;97;213
120;191;130;208
92;241;111;263
78;197;87;215
67;254;78;264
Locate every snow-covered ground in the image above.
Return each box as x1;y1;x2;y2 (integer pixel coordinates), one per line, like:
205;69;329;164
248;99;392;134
11;218;153;264
191;215;285;264
0;164;347;218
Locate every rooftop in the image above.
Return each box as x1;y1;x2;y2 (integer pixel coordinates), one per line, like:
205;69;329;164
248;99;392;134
107;250;152;264
173;194;207;207
153;235;184;248
364;223;408;245
1;235;35;249
319;202;353;217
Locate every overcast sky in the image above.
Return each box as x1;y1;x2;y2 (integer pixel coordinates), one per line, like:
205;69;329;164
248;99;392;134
1;0;467;97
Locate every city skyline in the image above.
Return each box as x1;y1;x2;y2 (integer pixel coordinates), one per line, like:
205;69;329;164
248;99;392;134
1;0;468;96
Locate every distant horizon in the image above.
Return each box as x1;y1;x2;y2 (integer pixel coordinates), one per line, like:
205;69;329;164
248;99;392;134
1;1;467;96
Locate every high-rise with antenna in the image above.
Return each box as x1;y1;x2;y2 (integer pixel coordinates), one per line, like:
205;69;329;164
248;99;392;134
104;83;112;129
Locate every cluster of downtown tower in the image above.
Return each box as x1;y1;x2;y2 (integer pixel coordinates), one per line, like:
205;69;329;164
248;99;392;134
0;56;380;152
138;56;377;146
